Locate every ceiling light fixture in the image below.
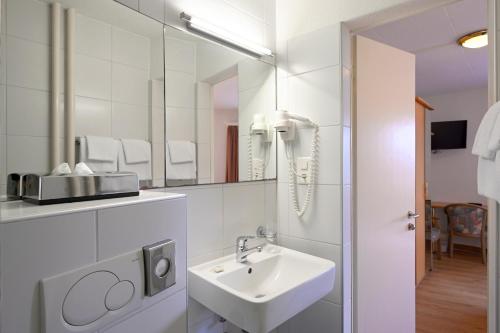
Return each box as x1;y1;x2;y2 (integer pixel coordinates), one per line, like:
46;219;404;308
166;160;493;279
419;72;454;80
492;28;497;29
180;12;273;58
458;29;488;49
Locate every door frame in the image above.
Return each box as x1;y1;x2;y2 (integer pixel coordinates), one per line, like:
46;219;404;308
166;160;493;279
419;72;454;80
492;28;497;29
344;1;497;332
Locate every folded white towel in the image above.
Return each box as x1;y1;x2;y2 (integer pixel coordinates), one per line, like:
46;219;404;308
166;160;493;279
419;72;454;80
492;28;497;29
118;141;152;181
472;101;500;160
167;141;195;164
86;136;117;162
479;157;500;201
121;139;151;164
78;137;118;172
166;144;196;180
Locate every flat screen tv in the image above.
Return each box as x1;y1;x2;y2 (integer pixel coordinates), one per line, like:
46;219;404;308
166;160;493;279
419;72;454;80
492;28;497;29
431;120;467;150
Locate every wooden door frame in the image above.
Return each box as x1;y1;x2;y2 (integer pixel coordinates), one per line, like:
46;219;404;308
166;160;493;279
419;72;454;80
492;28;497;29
344;1;496;332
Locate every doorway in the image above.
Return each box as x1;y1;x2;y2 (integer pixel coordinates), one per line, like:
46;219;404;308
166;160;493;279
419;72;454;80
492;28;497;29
350;0;490;332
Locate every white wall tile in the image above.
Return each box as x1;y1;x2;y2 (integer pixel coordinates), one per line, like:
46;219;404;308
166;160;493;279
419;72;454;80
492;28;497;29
288;184;342;245
0;212;96;333
112;27;150;70
265;181;277;228
188;249;224;267
97;199;187;308
196;107;211;144
166;70;195;108
238;59;275;92
6;36;49;91
152;106;165;143
139;0;165;23
6;136;51;173
292;126;341;185
223;183;265;247
288;300;342;333
223;0;268;22
277;182;289;235
112;102;149;140
102;289;187;333
197;143;211;180
287;24;340;75
279;235;342;304
0;134;6;186
181;187;224;259
75;54;111;100
165;37;196;74
6;86;61;137
166;107;196;141
196;82;211;110
75;96;112;137
288;66;341;127
0;35;6;85
238;81;275;133
75;14;112;60
6;0;50;44
115;0;139;11
152;142;165;180
1;0;6;35
112;63;149;106
0;84;5;134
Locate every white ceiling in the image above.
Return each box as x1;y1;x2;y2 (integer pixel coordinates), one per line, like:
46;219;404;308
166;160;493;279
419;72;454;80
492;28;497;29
360;0;487;97
213;76;239;110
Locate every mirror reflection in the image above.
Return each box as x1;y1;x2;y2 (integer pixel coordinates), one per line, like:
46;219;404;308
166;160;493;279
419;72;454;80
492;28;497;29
163;26;276;186
0;0;277;199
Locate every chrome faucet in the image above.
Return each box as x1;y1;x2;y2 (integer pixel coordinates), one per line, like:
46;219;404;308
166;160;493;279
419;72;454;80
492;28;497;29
236;235;266;263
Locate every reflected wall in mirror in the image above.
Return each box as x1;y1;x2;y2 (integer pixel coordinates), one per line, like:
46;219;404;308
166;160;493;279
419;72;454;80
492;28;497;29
0;0;164;197
163;25;276;186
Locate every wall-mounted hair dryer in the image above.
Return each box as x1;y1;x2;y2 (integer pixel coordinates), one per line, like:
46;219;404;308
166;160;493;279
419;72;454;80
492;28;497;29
274;110;319;217
248;114;273;180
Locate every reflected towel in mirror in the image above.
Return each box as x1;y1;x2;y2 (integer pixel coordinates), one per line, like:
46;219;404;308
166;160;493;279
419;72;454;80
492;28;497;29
118;139;152;181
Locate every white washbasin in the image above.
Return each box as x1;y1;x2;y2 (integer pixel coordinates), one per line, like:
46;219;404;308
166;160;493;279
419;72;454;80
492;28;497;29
188;245;336;333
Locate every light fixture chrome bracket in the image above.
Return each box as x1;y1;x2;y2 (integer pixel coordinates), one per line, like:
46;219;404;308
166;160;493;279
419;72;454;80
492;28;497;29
180;11;273;59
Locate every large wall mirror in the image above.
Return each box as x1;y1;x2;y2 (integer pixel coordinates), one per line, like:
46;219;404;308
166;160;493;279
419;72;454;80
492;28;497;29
0;0;276;198
162;25;276;186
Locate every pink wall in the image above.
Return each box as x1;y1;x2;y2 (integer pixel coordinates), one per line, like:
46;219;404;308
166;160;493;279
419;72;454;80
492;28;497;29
213;108;238;183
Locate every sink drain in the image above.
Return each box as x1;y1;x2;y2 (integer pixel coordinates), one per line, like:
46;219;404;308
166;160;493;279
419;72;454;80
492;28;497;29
254;294;266;298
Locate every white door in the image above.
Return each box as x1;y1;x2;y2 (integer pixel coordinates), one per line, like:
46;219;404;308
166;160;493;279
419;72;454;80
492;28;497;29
354;35;416;333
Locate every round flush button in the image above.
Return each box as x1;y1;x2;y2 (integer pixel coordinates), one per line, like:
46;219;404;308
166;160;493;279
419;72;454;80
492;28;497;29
155;258;170;278
105;280;135;311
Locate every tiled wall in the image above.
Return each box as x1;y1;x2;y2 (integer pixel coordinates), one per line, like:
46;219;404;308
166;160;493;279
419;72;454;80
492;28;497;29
238;59;277;181
156;180;277;333
115;0;275;53
274;22;348;333
274;1;454;333
0;0;161;194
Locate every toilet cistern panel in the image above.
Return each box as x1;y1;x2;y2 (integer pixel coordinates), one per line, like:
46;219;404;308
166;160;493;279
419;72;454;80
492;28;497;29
41;250;144;333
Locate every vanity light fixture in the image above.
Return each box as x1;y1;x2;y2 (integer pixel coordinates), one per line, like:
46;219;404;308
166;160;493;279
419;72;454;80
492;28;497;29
180;12;273;58
458;29;488;49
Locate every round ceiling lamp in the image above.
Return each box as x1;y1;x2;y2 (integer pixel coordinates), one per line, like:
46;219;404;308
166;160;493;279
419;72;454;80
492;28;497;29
458;29;488;49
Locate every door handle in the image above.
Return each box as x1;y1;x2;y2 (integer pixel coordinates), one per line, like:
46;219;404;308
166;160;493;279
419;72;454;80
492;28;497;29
407;211;420;219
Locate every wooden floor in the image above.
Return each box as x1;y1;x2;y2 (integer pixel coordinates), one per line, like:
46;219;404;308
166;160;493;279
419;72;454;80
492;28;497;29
416;246;487;333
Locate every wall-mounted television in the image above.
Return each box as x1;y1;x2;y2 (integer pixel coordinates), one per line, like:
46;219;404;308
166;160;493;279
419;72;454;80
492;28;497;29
431;120;467;150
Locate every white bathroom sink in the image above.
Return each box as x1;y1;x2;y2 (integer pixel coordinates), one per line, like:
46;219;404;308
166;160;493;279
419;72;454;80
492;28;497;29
188;245;336;333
